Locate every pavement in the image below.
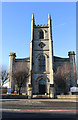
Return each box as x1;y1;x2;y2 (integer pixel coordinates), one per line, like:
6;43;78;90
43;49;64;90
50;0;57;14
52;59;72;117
1;99;78;119
1;98;78;101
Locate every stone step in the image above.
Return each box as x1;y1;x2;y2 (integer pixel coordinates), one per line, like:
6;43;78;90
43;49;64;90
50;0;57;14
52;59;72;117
32;95;49;98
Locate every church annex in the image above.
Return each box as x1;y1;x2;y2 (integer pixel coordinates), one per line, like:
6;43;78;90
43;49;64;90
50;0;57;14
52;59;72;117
8;14;76;98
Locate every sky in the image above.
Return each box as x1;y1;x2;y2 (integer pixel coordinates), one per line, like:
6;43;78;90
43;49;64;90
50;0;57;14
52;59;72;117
2;2;76;69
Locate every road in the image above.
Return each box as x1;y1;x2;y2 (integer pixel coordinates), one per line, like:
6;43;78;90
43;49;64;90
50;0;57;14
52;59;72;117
1;99;78;119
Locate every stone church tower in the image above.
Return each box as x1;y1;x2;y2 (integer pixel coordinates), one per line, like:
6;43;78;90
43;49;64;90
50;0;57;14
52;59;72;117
29;13;54;97
8;13;77;97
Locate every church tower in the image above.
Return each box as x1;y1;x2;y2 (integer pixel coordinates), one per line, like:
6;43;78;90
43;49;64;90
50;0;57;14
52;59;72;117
29;13;54;97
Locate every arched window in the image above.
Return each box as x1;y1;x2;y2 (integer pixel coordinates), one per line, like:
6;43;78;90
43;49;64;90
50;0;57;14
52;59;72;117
38;55;45;72
39;30;44;39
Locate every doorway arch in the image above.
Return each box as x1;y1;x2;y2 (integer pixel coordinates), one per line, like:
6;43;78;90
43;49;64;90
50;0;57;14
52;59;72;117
39;79;46;95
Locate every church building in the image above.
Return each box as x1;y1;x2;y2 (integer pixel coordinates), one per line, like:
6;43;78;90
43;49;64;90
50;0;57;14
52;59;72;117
8;14;76;98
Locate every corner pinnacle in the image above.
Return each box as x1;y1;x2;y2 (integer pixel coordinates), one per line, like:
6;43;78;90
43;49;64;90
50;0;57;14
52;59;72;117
48;13;51;19
32;13;34;20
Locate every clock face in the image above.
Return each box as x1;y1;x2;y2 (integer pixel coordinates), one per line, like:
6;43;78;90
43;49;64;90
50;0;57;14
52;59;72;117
38;42;45;48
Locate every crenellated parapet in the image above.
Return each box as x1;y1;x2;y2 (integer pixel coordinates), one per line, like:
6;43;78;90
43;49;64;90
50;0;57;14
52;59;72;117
68;51;75;56
9;52;16;69
9;52;16;70
9;52;16;57
34;24;49;28
8;52;16;92
68;51;75;65
68;51;77;87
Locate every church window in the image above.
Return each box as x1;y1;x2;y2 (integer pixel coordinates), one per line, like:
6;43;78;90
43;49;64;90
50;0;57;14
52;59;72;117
38;55;45;72
39;30;44;39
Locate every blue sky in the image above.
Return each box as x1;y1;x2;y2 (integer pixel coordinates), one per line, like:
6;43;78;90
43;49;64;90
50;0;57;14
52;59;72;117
2;2;76;69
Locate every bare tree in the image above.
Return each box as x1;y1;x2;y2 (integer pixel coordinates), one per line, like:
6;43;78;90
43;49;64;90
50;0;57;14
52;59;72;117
12;63;29;95
54;63;70;94
0;66;8;86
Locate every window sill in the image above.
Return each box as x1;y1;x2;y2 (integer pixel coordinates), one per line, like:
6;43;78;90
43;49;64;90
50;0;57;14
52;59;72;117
34;71;50;74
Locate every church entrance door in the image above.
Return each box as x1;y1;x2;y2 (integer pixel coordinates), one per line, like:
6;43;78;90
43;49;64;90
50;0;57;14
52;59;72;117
39;79;46;95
